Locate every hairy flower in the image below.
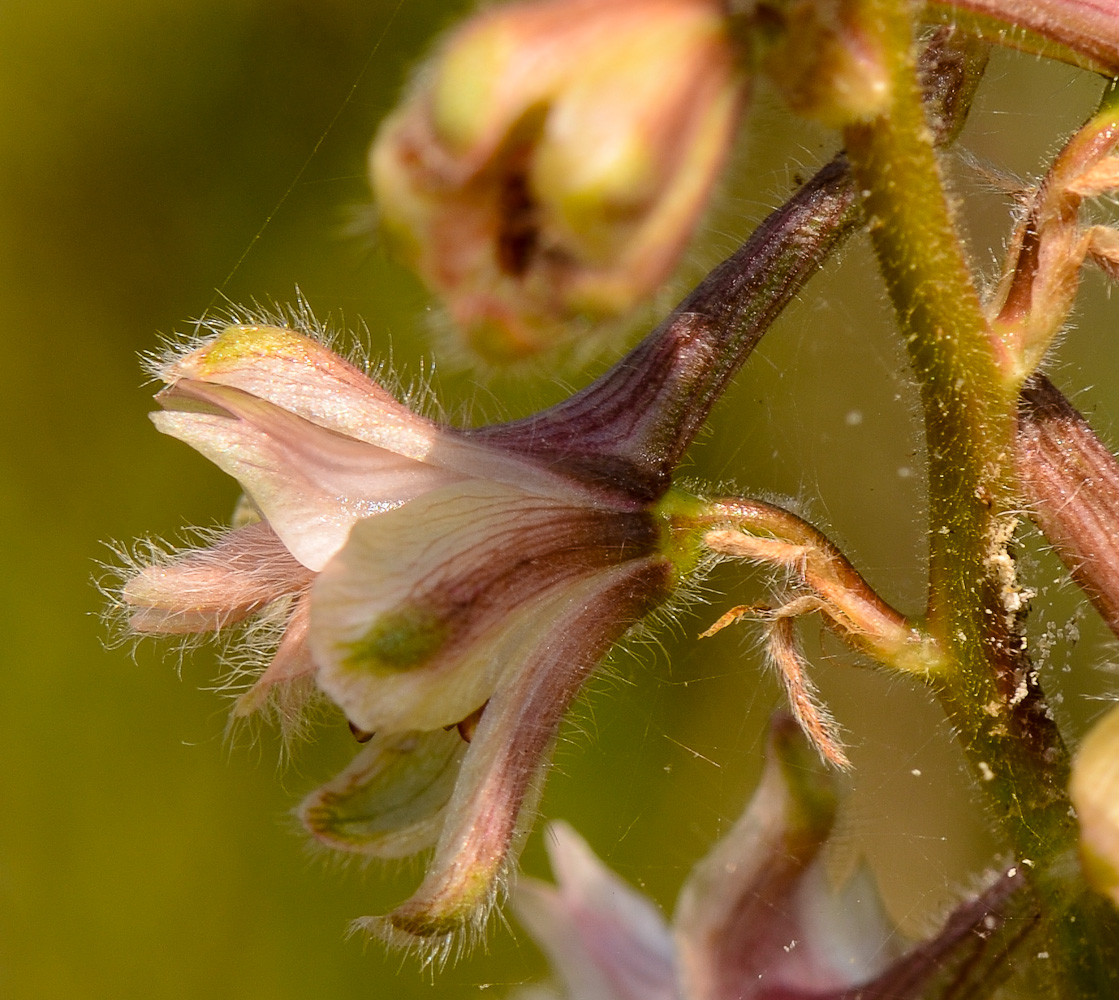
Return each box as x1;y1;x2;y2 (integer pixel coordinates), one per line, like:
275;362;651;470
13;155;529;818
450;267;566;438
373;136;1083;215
119;321;677;955
117;151;860;957
371;0;747;361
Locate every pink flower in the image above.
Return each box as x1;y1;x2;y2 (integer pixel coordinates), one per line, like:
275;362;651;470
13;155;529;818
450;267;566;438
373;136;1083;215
120;321;676;955
515;716;1026;1000
117;154;860;956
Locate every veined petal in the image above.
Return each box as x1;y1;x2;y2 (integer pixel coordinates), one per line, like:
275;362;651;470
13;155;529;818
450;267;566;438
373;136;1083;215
515;822;678;1000
299;728;467;859
165;321;645;509
674;715;887;1000
310;480;662;734
123;521;312;633
165;325;605;508
153;378;465;571
358;557;673;953
163;325;442;459
233;591;316;724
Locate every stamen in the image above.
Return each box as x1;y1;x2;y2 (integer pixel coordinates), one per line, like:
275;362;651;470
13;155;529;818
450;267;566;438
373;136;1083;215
348;719;375;743
455;702;487;744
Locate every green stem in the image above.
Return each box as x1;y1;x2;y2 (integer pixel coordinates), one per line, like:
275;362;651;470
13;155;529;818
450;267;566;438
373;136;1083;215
843;2;1119;994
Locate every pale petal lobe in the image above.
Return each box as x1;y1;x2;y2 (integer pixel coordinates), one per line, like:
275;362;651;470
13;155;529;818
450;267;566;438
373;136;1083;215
311;480;661;734
516;822;678;1000
300;729;467;859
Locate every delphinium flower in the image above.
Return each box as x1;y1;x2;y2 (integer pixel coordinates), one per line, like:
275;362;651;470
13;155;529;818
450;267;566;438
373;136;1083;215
115;156;858;958
512;716;1027;1000
120;318;676;954
370;0;748;362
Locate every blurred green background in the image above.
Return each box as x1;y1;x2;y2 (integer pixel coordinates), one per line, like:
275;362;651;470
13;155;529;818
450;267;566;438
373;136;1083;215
3;3;1119;998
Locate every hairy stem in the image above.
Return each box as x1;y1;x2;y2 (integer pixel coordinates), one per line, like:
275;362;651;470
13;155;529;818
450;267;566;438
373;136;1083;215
843;2;1119;994
928;0;1119;75
688;495;943;675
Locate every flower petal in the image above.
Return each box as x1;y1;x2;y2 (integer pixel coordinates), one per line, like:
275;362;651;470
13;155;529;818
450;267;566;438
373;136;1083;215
356;557;673;955
531;2;739;265
232;591;317;726
123;521;311;633
372;0;745;362
514;822;678;1000
299;728;467;859
311;480;662;734
153;378;464;570
781;862;902;992
163;325;441;458
164;324;600;507
674;714;898;1000
839;867;1026;1000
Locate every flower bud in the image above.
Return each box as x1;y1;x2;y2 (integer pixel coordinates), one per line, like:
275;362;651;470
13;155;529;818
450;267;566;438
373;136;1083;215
516;716;1030;1000
733;0;890;127
371;0;747;362
1071;703;1119;907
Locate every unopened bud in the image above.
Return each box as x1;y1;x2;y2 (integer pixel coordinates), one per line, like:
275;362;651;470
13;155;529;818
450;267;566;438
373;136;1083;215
371;0;747;362
733;0;890;126
1071;703;1119;907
